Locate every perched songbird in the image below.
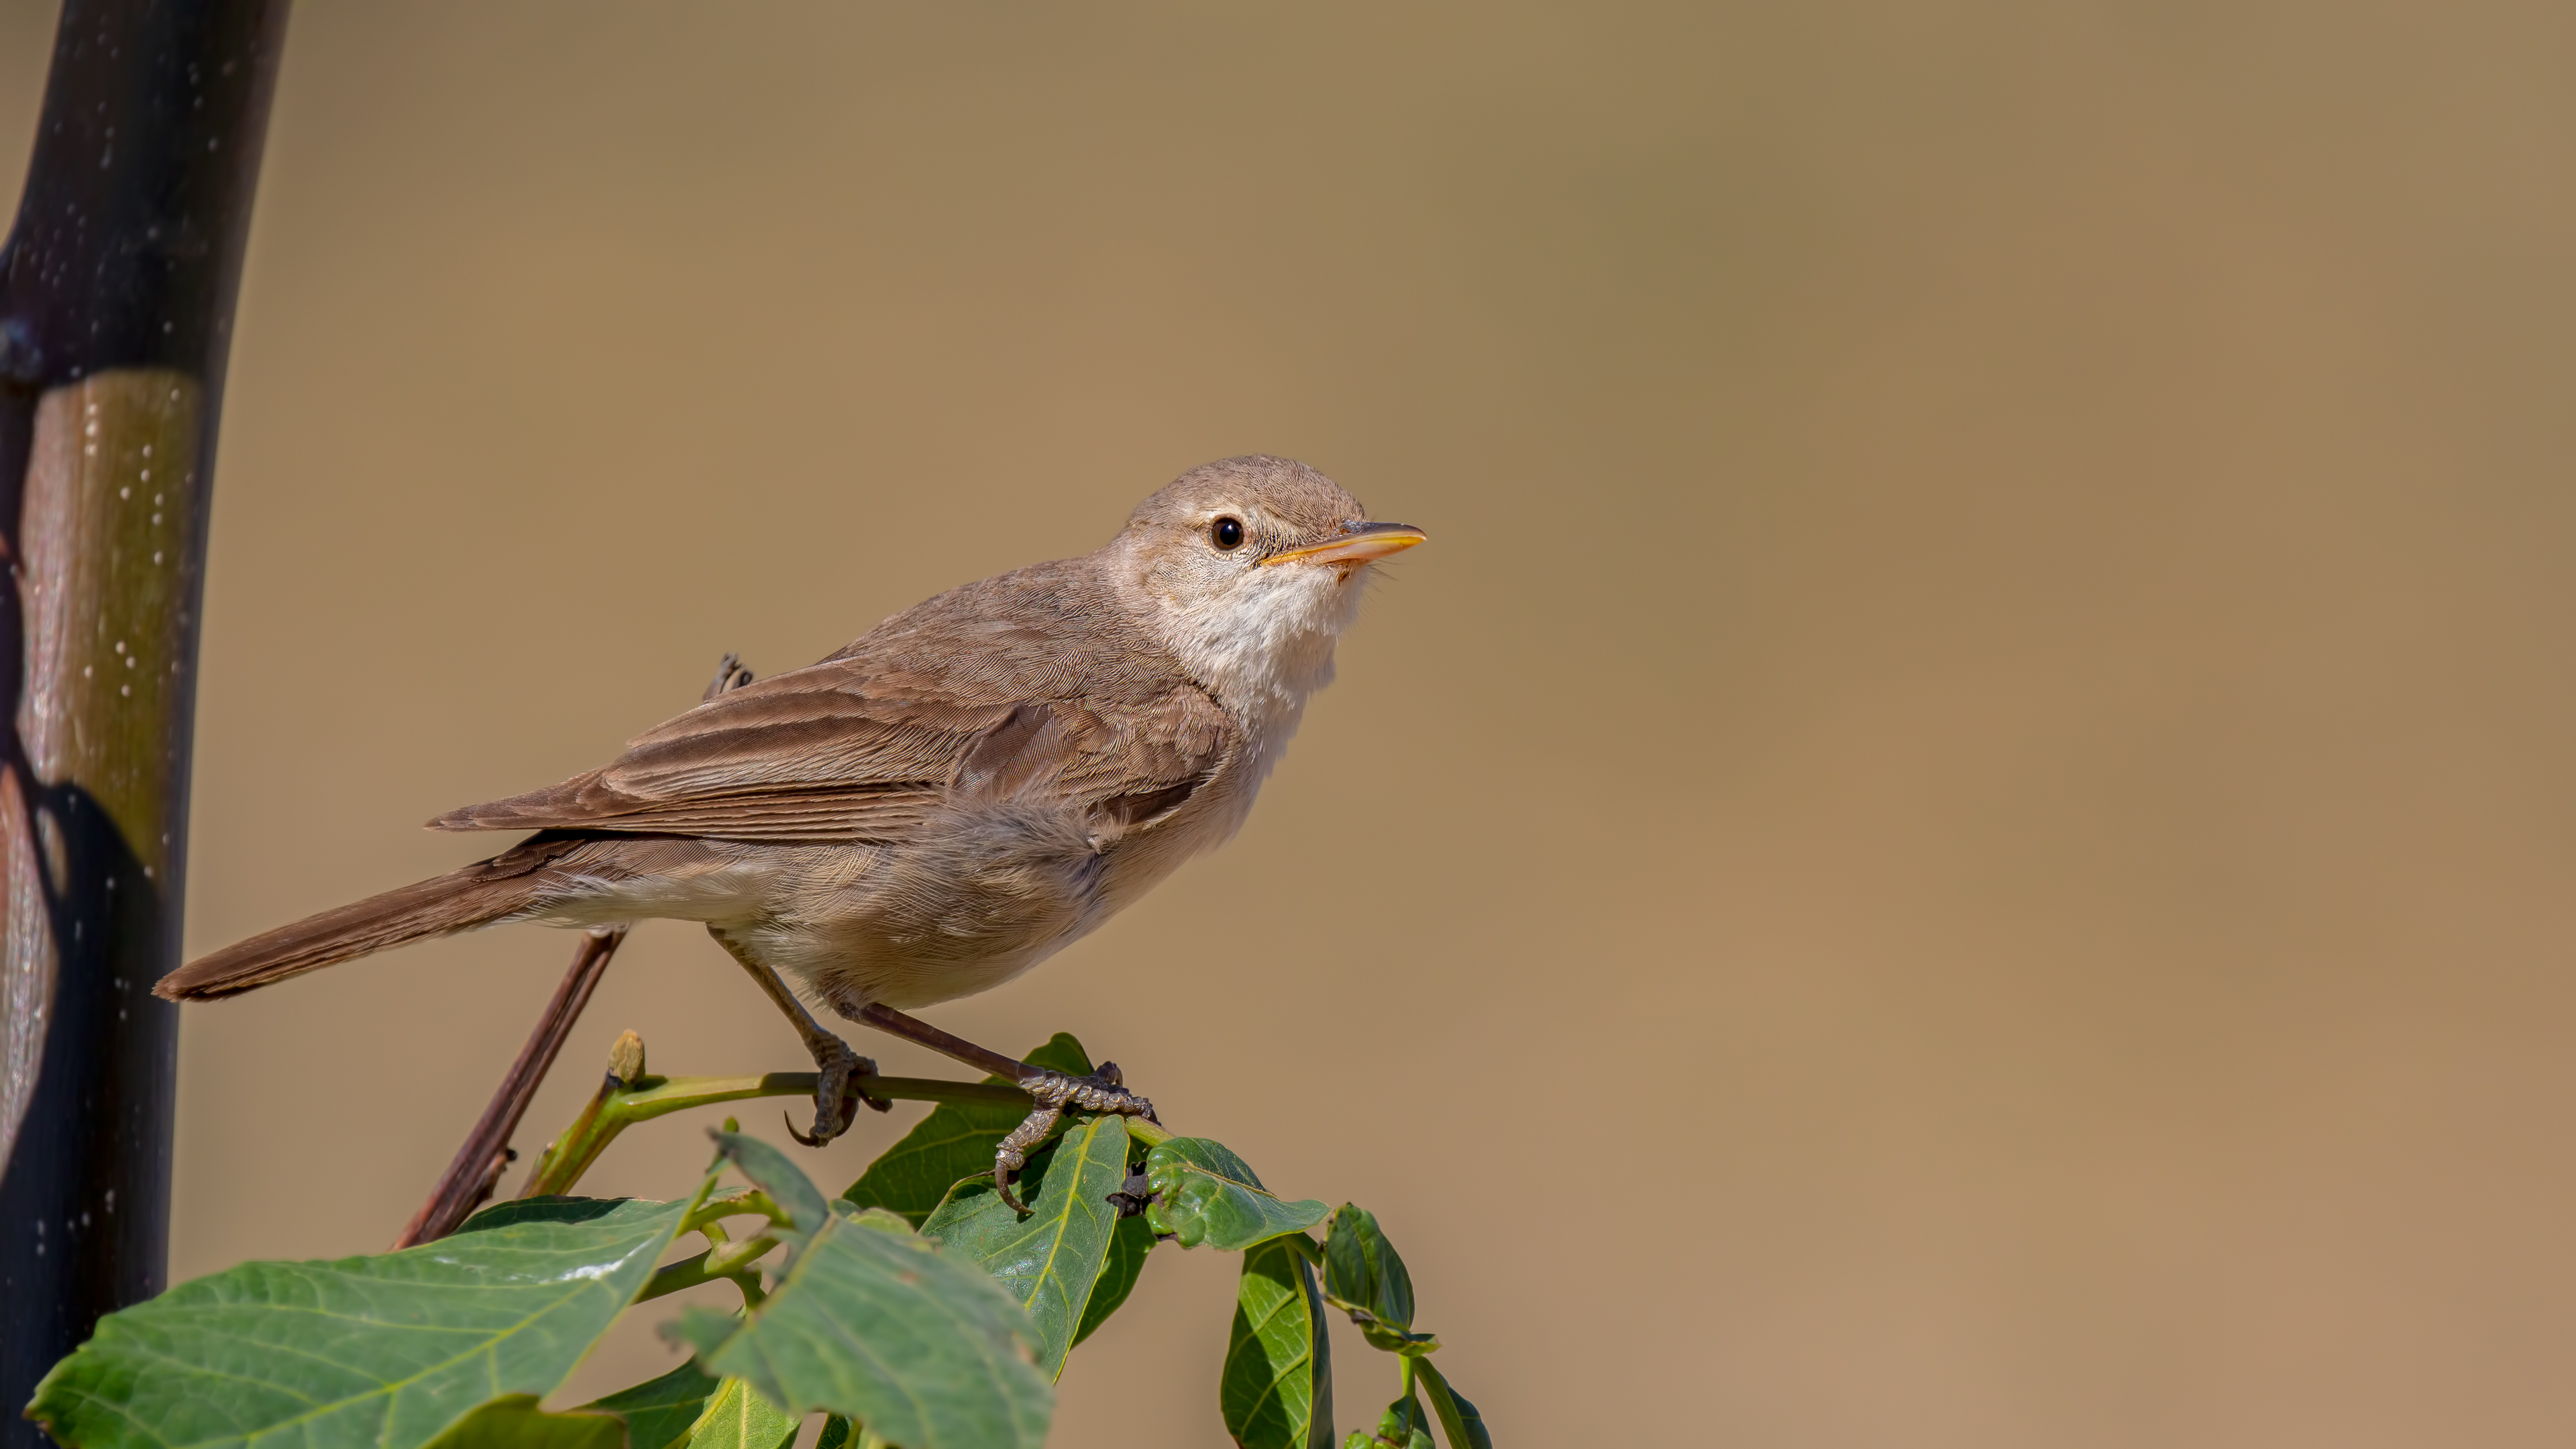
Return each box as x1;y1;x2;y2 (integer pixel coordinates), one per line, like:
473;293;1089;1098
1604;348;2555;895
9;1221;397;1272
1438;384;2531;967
161;455;1425;1199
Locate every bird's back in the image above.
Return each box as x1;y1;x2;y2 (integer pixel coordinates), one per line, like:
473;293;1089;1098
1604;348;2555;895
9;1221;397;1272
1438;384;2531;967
430;553;1232;847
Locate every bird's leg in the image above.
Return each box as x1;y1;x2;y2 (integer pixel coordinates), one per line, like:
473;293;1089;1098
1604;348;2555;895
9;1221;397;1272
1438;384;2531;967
707;928;888;1146
846;1002;1157;1212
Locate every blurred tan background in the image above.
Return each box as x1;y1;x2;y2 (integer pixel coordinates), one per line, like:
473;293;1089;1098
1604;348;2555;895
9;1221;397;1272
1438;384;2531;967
8;1;2576;1443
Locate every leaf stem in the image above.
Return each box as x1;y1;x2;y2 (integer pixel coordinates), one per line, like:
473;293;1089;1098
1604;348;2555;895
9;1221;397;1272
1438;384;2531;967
625;1071;1028;1120
634;1234;779;1305
1412;1356;1482;1449
517;1045;1034;1198
683;1190;791;1234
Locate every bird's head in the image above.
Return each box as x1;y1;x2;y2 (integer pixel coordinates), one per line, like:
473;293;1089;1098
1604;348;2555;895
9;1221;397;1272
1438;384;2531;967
1115;455;1425;716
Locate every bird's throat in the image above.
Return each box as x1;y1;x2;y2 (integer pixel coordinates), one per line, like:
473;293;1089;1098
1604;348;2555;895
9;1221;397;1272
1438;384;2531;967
1155;569;1355;741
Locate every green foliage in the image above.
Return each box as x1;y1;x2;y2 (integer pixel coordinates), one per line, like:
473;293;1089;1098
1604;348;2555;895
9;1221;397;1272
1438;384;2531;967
674;1379;800;1449
1070;1212;1154;1350
1143;1136;1329;1249
24;1029;1497;1449
25;1191;702;1449
579;1362;723;1449
1322;1204;1440;1354
1346;1393;1434;1449
712;1130;830;1240
840;1034;1092;1227
1324;1204;1414;1330
920;1114;1130;1377
427;1398;626;1449
814;1414;891;1449
1413;1360;1494;1449
1315;1214;1489;1449
1222;1237;1335;1449
669;1137;1055;1449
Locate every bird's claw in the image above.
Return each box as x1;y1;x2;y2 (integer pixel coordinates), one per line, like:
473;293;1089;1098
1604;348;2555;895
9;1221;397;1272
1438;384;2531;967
703;652;755;701
992;1062;1157;1213
784;1038;885;1148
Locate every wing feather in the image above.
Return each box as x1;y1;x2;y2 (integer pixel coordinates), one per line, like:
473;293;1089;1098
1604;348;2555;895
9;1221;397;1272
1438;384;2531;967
429;653;1228;843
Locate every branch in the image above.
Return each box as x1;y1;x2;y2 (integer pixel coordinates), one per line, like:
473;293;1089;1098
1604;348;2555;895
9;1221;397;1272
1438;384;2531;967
390;927;626;1248
515;1042;1063;1199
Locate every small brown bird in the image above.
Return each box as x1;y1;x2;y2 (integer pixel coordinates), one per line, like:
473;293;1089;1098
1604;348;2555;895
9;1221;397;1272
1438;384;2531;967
161;455;1424;1193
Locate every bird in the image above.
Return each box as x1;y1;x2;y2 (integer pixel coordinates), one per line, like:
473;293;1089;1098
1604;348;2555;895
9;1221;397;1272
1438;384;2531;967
158;455;1425;1202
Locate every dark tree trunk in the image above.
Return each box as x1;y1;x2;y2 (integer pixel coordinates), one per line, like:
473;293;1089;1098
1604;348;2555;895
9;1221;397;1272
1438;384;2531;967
0;1;287;1436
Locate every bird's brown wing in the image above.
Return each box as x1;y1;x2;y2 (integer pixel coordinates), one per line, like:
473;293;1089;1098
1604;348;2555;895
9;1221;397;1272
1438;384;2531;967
429;655;1228;843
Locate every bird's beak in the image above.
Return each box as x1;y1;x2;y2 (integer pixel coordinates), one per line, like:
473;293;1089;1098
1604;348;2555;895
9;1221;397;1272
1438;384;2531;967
1263;521;1428;568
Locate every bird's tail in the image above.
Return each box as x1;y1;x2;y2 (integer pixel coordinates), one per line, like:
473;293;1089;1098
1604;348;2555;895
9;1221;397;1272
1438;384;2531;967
156;841;581;1001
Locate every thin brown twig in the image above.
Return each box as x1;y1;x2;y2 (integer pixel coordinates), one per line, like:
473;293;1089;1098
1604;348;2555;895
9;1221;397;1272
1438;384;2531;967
390;926;627;1248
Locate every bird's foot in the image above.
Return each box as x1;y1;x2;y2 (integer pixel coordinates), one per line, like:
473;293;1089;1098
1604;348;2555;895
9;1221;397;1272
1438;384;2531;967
994;1062;1157;1212
703;652;755;701
784;1036;890;1148
1028;1061;1157;1122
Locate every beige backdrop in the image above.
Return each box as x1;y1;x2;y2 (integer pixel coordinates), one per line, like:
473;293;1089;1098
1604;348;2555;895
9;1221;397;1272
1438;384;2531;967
6;3;2574;1444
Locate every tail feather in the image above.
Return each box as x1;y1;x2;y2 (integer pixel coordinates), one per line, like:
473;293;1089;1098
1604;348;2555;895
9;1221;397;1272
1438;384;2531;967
157;845;577;1001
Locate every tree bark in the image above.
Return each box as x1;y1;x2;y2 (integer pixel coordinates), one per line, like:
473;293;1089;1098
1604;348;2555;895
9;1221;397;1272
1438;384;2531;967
0;2;287;1435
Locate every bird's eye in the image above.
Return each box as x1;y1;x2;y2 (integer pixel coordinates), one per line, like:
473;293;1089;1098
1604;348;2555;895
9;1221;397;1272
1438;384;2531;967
1210;516;1246;551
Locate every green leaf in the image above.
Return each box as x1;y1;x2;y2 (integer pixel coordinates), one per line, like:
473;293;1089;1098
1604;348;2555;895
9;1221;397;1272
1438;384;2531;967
1342;1391;1434;1449
1143;1138;1328;1250
708;1130;830;1240
27;1191;704;1449
663;1207;1053;1449
1317;1207;1437;1354
1221;1237;1334;1449
681;1378;800;1449
840;1204;918;1236
840;1034;1092;1227
462;1195;665;1231
1322;1205;1415;1330
1412;1359;1493;1449
919;1114;1130;1379
581;1362;723;1449
814;1417;892;1449
1016;1032;1095;1078
422;1397;624;1449
1354;1323;1442;1355
1070;1212;1155;1351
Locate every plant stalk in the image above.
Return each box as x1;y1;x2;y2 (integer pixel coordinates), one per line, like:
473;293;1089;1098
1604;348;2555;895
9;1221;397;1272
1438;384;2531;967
0;3;288;1431
517;1044;1031;1199
391;926;625;1248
